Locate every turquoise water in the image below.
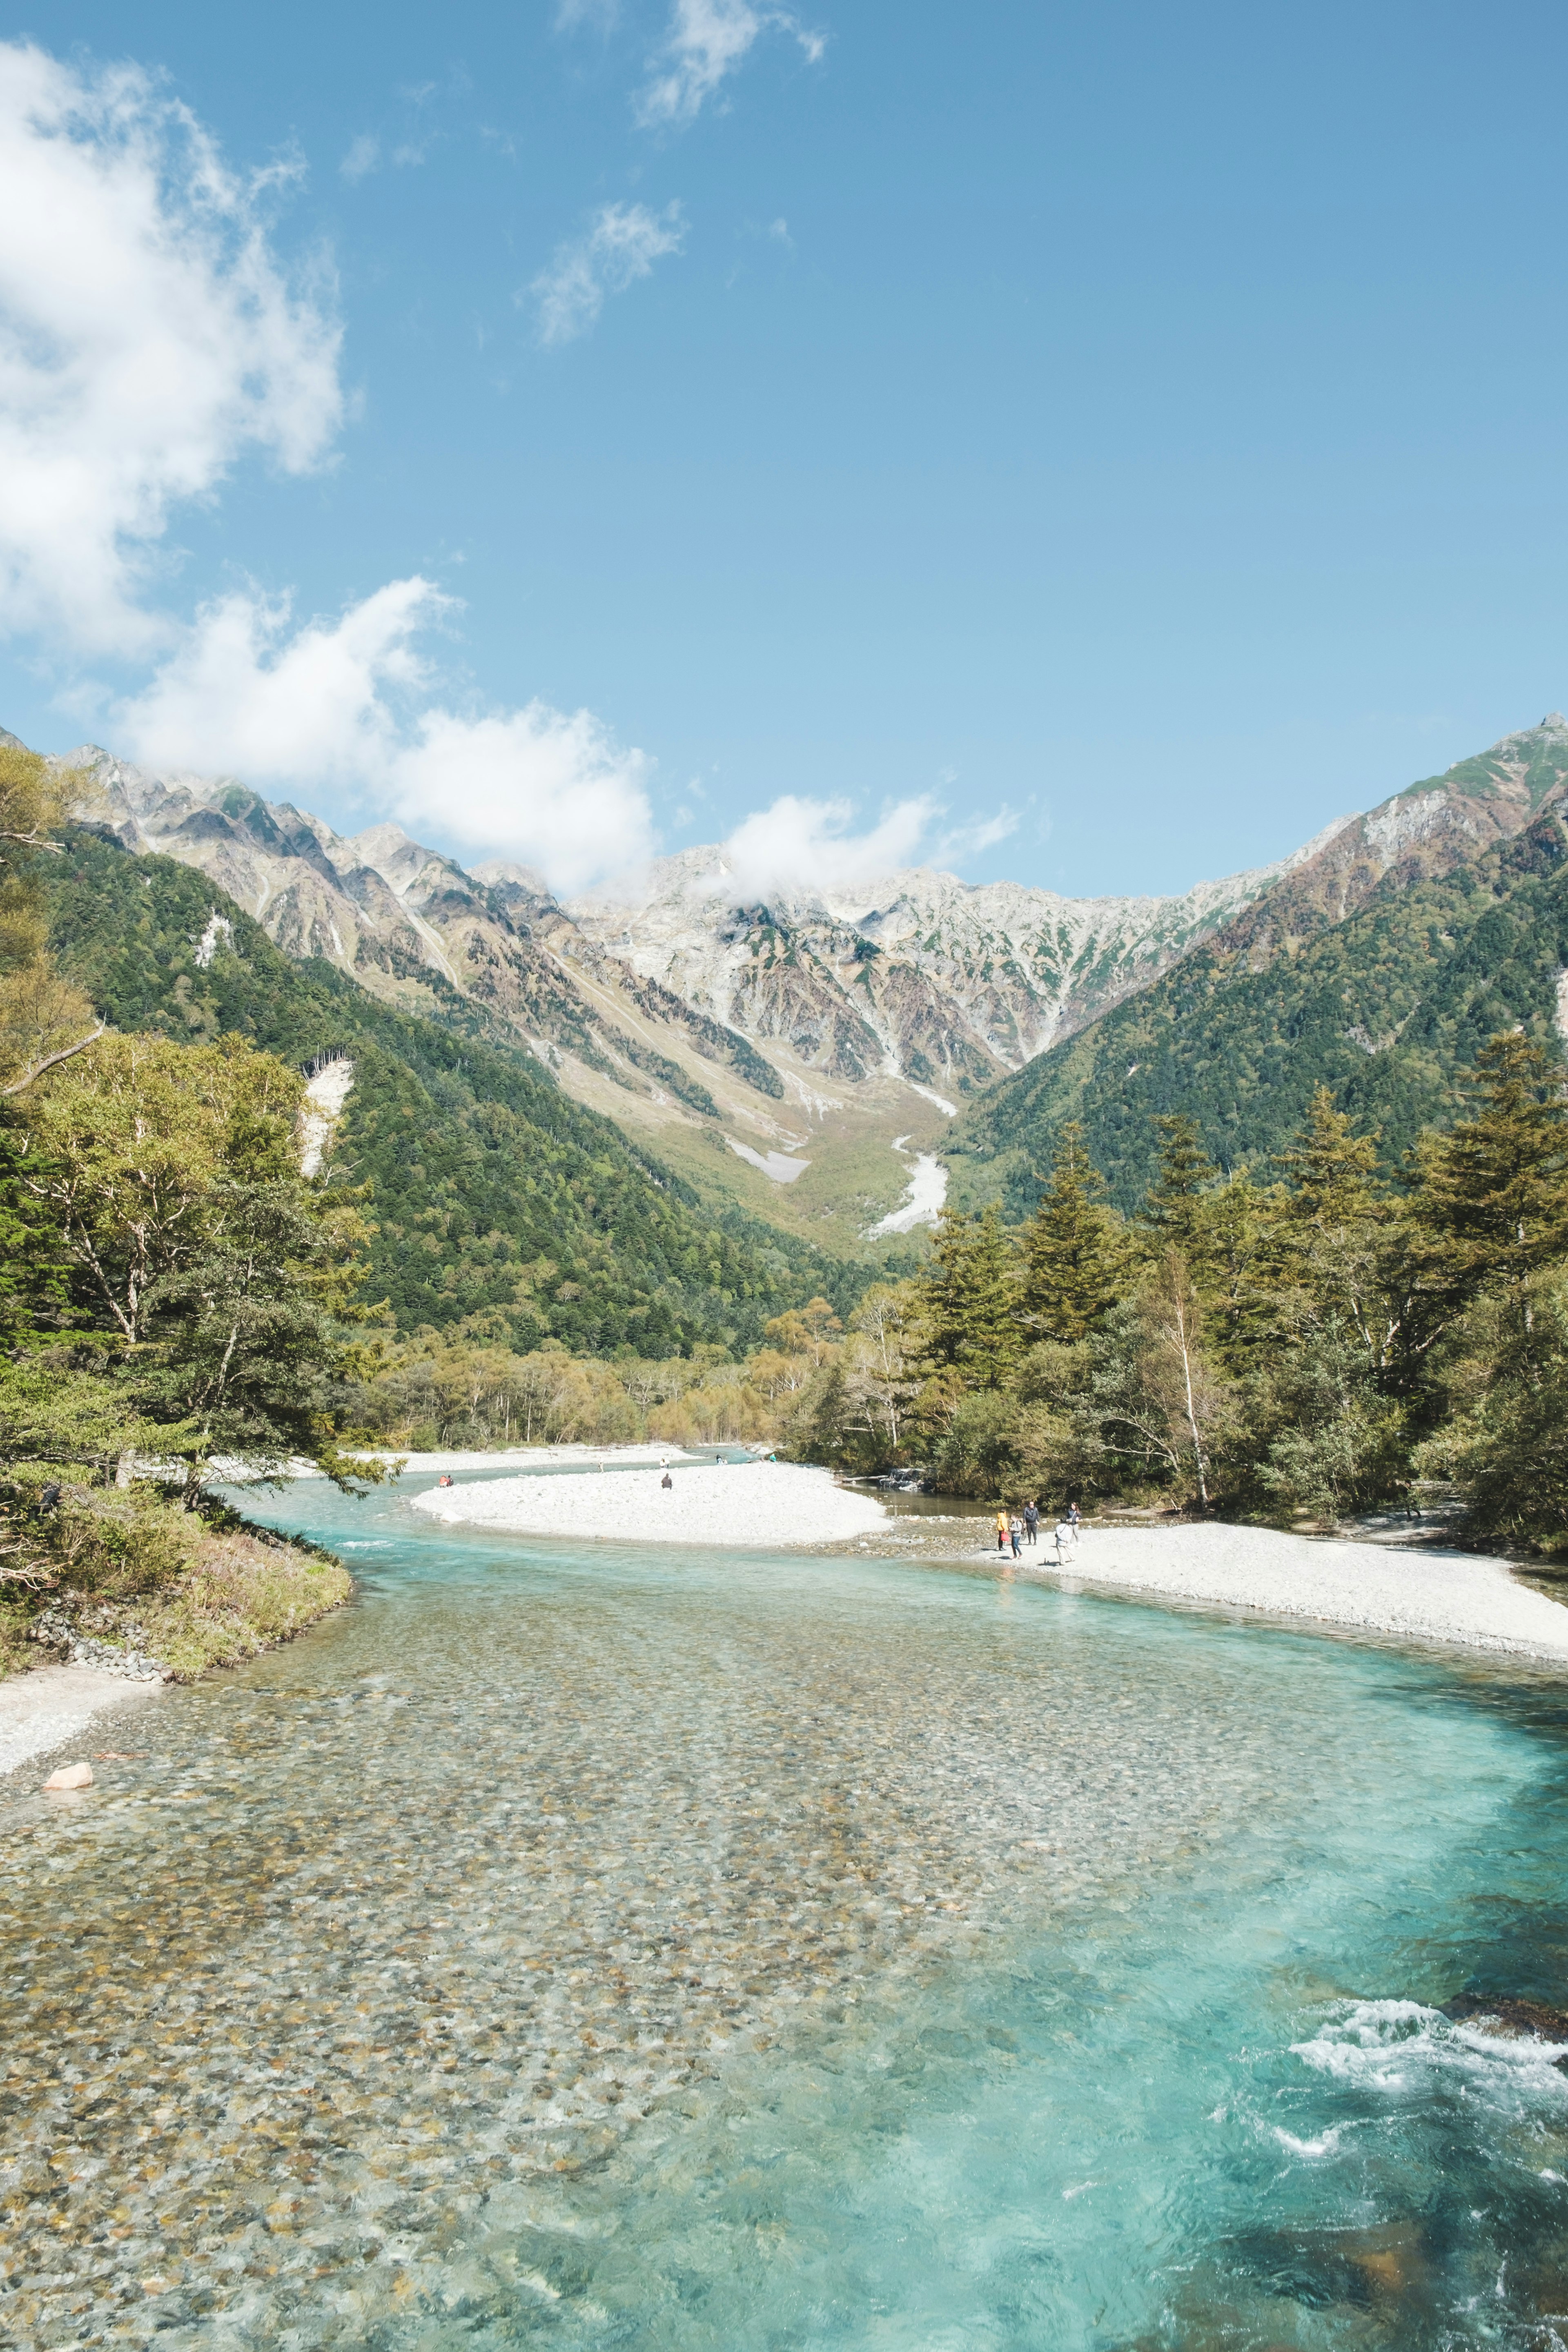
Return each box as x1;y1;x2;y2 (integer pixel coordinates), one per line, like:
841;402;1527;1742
5;1482;1568;2348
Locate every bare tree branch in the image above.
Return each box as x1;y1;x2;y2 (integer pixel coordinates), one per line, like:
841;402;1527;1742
1;1021;105;1097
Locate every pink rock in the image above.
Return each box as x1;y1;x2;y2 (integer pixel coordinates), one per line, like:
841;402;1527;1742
43;1761;93;1790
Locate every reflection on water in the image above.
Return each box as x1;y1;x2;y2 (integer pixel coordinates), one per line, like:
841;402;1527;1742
4;1479;1568;2348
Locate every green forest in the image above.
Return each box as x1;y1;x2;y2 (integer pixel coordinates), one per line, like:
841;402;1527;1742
947;802;1568;1218
784;1051;1568;1556
47;823;857;1356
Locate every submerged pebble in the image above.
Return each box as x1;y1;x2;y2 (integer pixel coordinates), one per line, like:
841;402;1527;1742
2;1521;1566;2348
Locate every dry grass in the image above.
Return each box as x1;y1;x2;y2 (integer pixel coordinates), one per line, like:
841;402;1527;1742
0;1474;350;1681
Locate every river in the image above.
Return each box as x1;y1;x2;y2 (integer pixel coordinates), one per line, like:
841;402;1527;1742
4;1474;1568;2348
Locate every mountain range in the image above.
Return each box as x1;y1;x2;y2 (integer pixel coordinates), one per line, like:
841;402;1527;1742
946;715;1568;1211
18;740;1387;1247
13;710;1568;1255
40;822;855;1356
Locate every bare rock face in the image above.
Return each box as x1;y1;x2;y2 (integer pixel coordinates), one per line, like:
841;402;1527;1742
43;1761;93;1790
567;840;1315;1095
37;715;1568;1236
50;738;1313;1143
1206;713;1568;972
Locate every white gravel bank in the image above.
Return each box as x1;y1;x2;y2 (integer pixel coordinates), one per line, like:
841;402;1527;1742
412;1460;889;1548
1022;1522;1568;1661
0;1664;165;1780
297;1441;724;1477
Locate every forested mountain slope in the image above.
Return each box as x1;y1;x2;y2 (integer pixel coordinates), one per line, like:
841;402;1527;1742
946;801;1568;1216
24;710;1568;1246
24;733;1319;1248
46;828;855;1352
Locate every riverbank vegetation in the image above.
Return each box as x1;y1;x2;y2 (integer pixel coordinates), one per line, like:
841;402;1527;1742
794;1035;1568;1551
339;1032;1568;1553
0;742;363;1676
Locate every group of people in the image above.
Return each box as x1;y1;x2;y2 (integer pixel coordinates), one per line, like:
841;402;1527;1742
995;1500;1081;1562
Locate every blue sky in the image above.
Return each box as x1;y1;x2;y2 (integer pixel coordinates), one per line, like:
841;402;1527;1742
3;0;1568;898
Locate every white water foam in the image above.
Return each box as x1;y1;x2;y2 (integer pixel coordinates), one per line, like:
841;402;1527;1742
1291;1997;1568;2112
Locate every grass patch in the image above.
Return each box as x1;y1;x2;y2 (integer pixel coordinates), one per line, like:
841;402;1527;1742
0;1471;350;1681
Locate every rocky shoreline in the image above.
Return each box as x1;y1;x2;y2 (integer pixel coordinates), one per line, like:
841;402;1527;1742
857;1518;1568;1664
0;1661;165;1778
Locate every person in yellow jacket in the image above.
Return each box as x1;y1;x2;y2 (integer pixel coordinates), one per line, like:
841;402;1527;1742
995;1507;1010;1554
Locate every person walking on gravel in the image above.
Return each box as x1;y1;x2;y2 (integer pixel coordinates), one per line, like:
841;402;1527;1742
995;1507;1010;1555
1023;1501;1039;1548
1009;1513;1023;1559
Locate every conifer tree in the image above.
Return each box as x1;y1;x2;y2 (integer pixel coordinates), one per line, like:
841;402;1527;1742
1197;1168;1283;1361
921;1201;1019;1389
1408;1033;1568;1313
1140;1115;1217;1272
1018;1123;1123;1341
1278;1087;1382;1224
1272;1087;1393;1361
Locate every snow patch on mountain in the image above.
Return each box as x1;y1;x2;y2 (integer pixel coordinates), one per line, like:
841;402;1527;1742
869;1142;948;1235
726;1138;811;1184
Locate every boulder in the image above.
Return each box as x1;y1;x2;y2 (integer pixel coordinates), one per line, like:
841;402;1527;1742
1441;1992;1568;2043
42;1761;93;1791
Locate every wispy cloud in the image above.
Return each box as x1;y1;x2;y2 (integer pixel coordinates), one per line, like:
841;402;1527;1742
339;80;448;183
697;789;1017;905
530;200;686;346
340;132;380;182
938;808;1018;861
637;0;824;128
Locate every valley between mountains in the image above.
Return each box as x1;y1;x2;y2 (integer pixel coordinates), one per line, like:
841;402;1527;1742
48;732;1312;1250
12;710;1568;1256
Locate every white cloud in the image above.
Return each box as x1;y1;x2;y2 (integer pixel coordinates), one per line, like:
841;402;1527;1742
0;43;653;898
531;201;686;346
115;577;441;782
0;41;342;655
340;133;380;181
696;791;1020;906
115;581;655;896
637;0;824;128
937;807;1018;861
706;794;942;904
391;705;654;894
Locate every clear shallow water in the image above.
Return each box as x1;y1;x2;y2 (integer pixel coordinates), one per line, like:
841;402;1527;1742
5;1486;1568;2348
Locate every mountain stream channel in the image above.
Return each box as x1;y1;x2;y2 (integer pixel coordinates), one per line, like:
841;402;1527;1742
6;1470;1568;2350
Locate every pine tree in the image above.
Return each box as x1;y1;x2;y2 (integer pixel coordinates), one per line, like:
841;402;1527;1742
1408;1033;1568;1313
921;1202;1020;1389
1017;1123;1123;1341
1140;1115;1217;1271
1200;1169;1276;1356
1277;1087;1384;1230
1270;1087;1394;1364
